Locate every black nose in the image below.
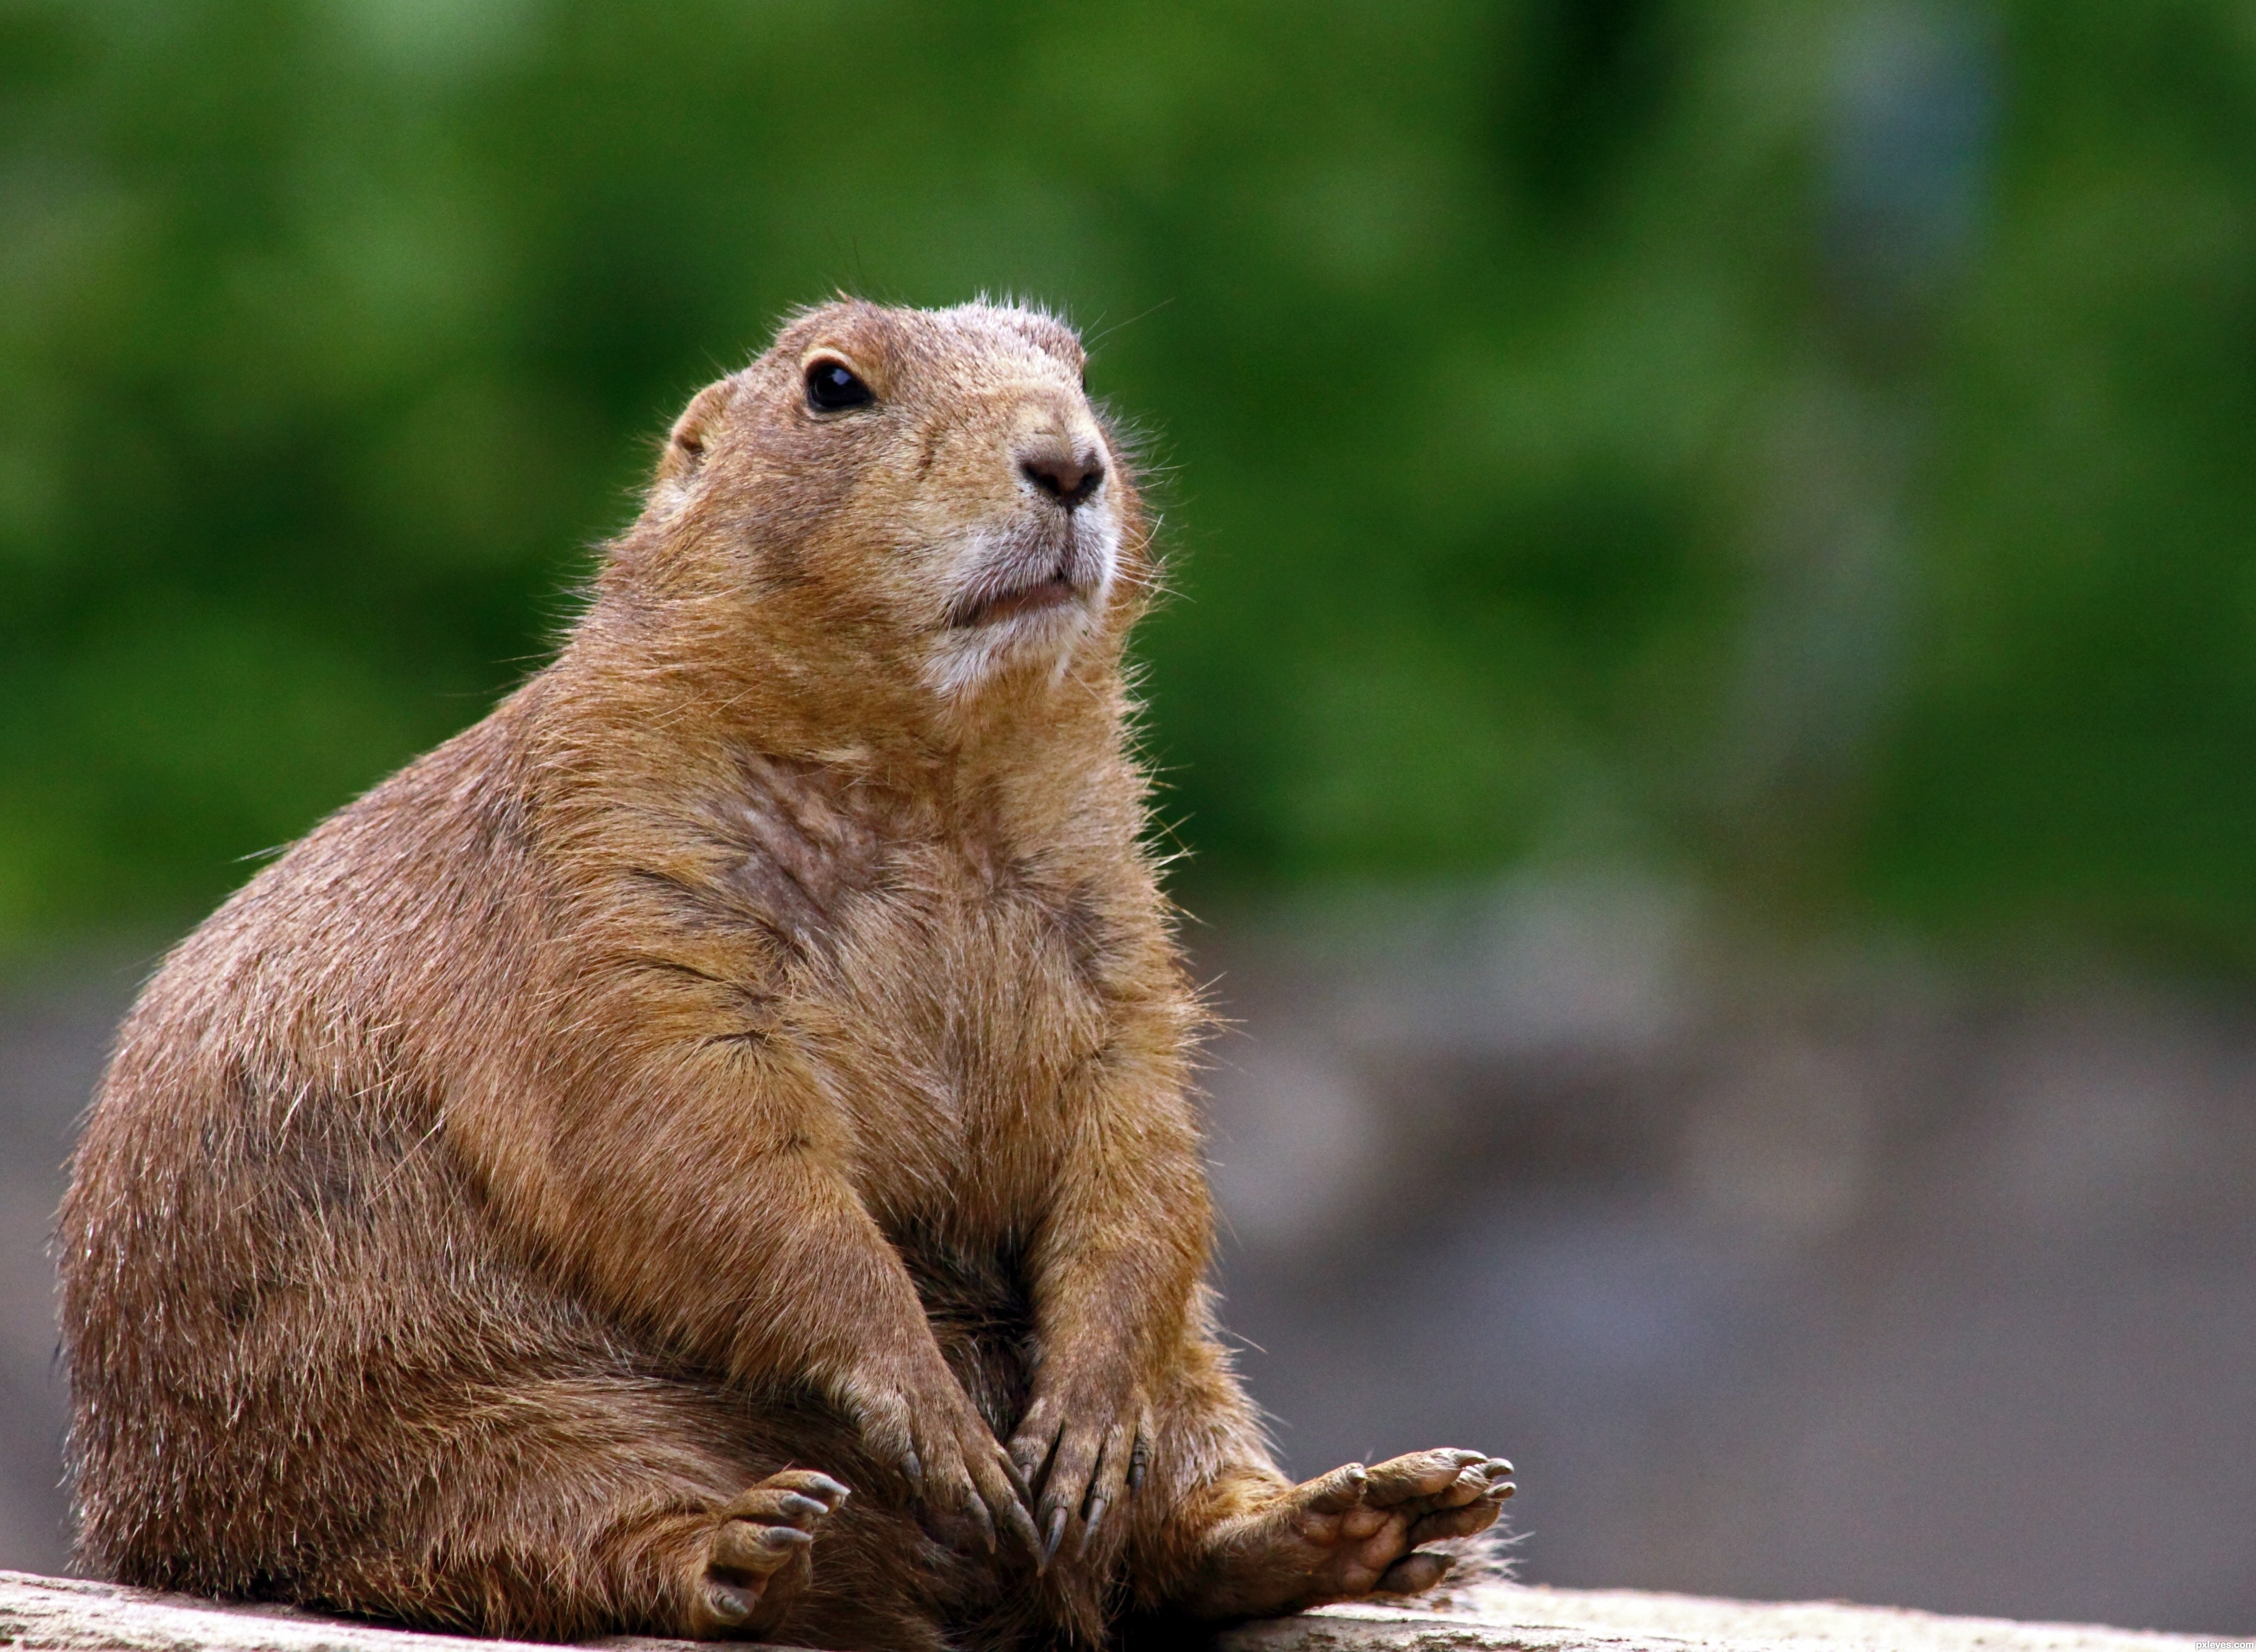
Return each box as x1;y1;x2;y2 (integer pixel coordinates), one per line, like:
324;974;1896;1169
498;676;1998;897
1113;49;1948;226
1020;448;1105;509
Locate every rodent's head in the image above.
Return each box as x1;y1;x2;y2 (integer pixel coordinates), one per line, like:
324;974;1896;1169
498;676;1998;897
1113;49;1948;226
611;298;1148;718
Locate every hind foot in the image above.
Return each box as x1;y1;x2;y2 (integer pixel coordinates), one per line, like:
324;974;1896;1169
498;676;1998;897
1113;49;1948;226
1186;1449;1513;1621
686;1469;849;1638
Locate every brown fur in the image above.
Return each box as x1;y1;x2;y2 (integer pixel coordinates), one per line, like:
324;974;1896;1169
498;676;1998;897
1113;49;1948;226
56;299;1510;1651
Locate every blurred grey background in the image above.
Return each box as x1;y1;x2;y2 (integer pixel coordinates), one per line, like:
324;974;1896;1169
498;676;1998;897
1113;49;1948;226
7;0;2256;1636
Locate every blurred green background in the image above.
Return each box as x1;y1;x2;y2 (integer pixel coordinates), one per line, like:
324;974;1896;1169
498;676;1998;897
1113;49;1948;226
6;0;2256;963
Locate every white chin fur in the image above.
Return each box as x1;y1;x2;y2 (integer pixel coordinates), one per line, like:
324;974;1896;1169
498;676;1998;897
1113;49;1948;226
922;515;1118;699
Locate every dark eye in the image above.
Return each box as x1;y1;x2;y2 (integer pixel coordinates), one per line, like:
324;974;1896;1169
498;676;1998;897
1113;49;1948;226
805;359;874;413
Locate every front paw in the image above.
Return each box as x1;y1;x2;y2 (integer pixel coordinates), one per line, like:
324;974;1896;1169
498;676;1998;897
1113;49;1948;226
842;1371;1039;1560
1006;1370;1150;1567
1191;1448;1514;1619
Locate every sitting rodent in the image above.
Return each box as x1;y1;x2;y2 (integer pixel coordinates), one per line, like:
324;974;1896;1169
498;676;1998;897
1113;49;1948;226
56;299;1513;1650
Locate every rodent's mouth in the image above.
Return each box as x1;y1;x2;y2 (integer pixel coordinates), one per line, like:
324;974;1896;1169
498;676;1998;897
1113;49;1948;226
950;571;1079;628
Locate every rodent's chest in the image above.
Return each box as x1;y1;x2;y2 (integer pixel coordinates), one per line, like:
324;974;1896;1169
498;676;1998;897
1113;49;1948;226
672;763;1132;1203
817;850;1114;1088
794;858;1118;1221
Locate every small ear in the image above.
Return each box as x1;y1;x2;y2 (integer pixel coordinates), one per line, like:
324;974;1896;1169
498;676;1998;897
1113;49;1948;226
656;378;739;489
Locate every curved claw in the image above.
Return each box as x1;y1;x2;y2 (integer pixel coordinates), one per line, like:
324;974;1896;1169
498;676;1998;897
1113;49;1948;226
1078;1492;1110;1555
1000;1450;1036;1507
704;1580;755;1625
965;1485;999;1555
1040;1503;1069;1568
1009;1420;1058;1490
994;1474;1042;1561
778;1471;852;1509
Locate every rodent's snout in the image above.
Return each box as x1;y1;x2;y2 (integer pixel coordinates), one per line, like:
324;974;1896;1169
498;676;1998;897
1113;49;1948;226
1017;437;1106;511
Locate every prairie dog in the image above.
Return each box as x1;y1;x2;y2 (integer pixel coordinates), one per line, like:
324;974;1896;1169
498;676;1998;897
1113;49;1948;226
57;299;1511;1649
